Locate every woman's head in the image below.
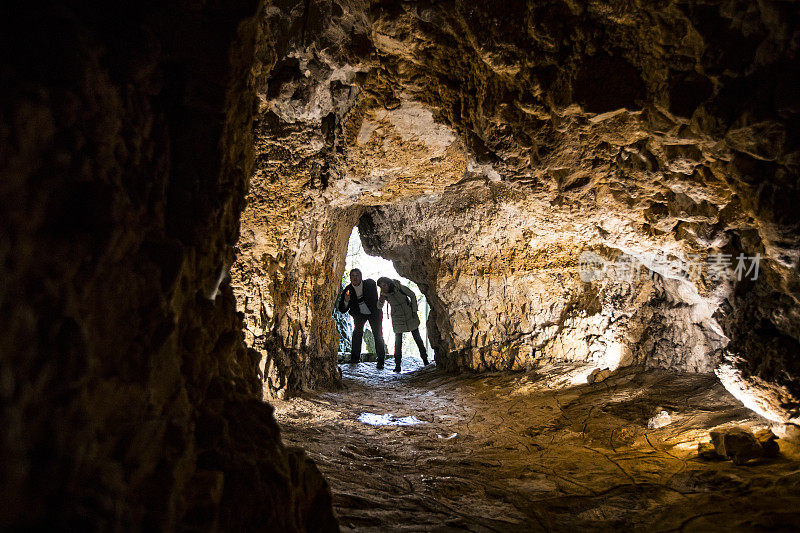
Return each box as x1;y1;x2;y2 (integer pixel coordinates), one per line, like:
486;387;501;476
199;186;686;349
377;277;394;293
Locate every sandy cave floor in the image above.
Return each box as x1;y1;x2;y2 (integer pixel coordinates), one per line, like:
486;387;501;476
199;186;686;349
272;360;800;532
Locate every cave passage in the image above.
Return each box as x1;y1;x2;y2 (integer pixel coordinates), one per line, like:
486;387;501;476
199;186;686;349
6;0;800;530
336;226;432;371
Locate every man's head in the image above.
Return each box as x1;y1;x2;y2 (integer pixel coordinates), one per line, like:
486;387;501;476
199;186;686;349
350;268;362;286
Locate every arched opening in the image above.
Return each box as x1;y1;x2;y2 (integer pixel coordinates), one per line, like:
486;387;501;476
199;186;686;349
334;226;432;371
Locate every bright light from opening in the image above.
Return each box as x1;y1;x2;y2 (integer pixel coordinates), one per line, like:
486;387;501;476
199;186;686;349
343;227;431;360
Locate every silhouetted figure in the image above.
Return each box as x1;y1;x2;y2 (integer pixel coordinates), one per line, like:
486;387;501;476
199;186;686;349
377;277;429;372
338;268;387;368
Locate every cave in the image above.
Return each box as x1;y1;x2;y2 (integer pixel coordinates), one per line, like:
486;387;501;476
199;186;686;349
3;0;800;530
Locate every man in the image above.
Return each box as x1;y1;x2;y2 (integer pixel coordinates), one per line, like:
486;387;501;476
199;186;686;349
338;268;387;368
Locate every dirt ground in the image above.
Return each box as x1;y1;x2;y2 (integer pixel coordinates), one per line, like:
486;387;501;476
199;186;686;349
272;360;800;532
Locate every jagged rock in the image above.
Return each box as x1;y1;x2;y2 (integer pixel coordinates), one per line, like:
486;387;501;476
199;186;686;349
588;368;614;384
710;427;767;465
755;429;781;458
0;2;337;529
706;427;781;465
697;441;725;461
776;424;800;442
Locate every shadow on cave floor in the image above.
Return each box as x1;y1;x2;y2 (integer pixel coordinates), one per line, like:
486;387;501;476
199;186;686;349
273;364;800;532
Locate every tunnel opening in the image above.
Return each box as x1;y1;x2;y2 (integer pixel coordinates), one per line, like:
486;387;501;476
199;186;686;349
334;225;433;372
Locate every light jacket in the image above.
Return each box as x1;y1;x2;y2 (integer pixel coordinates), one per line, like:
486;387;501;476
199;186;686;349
379;279;420;333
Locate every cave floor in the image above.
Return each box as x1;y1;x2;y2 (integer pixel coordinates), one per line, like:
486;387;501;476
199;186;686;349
273;362;800;532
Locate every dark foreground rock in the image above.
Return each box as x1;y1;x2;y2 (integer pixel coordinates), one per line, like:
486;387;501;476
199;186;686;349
709;426;781;465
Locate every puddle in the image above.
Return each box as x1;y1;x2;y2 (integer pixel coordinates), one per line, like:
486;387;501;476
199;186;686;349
358;412;425;426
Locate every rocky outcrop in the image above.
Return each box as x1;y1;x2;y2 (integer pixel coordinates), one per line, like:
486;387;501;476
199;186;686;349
0;1;335;529
358;195;727;376
232;0;800;426
708;426;781;465
357;1;800;426
231;10;470;397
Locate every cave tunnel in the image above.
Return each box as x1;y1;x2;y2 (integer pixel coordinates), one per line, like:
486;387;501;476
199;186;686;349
3;0;800;530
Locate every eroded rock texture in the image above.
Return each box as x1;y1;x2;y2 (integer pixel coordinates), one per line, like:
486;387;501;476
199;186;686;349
1;2;335;529
233;0;800;425
276;363;800;530
6;0;798;527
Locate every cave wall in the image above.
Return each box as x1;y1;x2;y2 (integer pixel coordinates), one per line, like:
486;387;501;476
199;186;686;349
230;2;364;399
13;0;798;527
0;2;335;529
355;0;800;421
232;0;799;422
230;3;469;397
358;195;727;376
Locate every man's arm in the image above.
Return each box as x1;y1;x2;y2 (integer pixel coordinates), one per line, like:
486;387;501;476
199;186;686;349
338;286;351;312
378;294;386;310
365;279;380;307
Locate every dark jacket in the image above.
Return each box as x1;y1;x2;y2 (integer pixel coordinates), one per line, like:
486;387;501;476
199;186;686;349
338;279;381;317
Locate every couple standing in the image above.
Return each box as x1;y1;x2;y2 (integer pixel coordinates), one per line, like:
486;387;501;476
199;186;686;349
338;268;429;372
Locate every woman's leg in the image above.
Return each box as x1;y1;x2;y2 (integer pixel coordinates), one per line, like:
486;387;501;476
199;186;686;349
411;328;429;365
394;331;404;372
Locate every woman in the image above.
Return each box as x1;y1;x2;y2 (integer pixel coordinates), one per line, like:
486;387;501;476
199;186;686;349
377;277;430;372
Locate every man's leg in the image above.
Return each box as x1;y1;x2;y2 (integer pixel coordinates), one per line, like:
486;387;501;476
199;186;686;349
368;312;386;368
350;315;366;363
394;332;404;371
411;328;429;365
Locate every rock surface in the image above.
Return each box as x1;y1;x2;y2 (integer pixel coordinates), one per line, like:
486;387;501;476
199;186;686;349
5;0;800;529
232;1;800;426
275;362;800;530
1;2;335;529
647;409;673;430
710;426;767;465
708;425;782;464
